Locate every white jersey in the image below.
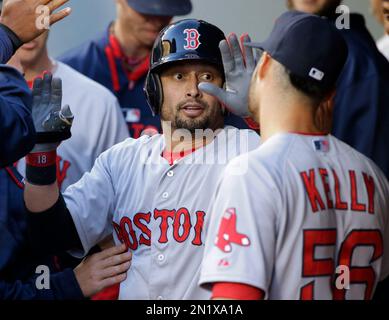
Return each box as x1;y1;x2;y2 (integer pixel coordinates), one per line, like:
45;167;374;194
200;133;389;300
17;61;129;190
63;127;259;300
377;34;389;61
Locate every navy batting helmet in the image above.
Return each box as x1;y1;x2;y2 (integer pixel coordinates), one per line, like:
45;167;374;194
144;19;226;116
126;0;192;16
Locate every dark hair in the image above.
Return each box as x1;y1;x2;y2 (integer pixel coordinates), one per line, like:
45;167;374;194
286;68;334;104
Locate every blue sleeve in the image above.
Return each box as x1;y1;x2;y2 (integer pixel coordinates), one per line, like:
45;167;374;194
0;268;84;300
333;75;389;178
0;65;36;167
0;27;16;64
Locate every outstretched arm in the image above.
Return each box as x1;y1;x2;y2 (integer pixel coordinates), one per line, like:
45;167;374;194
0;0;71;63
24;73;73;212
198;33;257;118
23;73;79;253
0;244;131;300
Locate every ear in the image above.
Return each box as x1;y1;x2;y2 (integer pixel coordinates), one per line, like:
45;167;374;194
257;52;272;81
325;89;336;112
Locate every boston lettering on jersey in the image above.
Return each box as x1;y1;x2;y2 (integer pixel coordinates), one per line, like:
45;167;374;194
112;208;206;250
301;168;375;214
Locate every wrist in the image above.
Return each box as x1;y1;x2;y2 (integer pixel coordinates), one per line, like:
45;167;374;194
26;150;57;185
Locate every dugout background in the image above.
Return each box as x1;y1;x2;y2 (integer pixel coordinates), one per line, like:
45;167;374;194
48;0;385;58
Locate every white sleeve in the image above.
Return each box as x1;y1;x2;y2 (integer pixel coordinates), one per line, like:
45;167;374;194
92;95;129;160
63;149;116;257
199;157;279;297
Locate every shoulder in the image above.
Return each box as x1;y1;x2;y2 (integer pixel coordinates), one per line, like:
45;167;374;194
221;126;260;148
58;30;108;67
224;133;292;186
54;61;118;104
100;134;163;161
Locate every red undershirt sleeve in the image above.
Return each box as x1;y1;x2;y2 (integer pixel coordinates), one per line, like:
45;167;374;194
212;282;265;300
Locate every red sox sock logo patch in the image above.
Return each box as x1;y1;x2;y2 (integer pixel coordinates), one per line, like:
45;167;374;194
183;29;201;50
215;208;250;253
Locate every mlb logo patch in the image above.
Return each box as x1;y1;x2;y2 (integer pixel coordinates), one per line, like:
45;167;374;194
313;138;330;152
123;108;141;123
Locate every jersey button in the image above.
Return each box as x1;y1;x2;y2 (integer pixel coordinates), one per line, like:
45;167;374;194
162;192;169;199
167;171;174;177
157;254;165;261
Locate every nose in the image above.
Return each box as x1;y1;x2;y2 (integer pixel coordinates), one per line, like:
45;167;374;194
185;76;202;99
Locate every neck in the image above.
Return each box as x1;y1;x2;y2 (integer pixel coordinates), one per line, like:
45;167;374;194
162;121;221;153
113;21;149;59
258;94;321;142
23;51;53;82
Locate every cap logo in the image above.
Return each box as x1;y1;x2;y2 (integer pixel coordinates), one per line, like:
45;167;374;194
309;68;325;81
183;29;201;50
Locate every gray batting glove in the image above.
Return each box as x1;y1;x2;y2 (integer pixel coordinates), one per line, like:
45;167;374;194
31;73;74;152
199;33;256;118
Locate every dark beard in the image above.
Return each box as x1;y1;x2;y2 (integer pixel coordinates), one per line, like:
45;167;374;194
174;115;212;134
163;99;223;133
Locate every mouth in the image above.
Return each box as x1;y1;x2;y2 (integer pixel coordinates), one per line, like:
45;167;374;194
180;103;205;118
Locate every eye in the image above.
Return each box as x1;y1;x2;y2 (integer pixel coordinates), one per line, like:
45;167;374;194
173;73;184;80
200;73;213;81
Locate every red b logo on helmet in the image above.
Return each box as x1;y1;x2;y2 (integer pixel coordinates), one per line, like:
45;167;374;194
183;29;201;50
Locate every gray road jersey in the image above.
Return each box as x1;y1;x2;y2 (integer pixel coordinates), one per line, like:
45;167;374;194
63;126;260;299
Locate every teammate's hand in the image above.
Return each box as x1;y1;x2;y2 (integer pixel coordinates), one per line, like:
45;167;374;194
74;244;132;298
0;0;71;44
198;33;256;117
31;72;74;151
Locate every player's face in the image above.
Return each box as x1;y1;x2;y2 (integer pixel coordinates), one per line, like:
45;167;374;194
117;2;172;48
289;0;342;15
160;61;224;133
14;31;49;67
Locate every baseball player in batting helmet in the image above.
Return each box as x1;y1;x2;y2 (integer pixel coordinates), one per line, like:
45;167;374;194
144;19;226;116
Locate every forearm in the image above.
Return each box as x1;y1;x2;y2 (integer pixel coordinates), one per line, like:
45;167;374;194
0;269;84;300
26;194;83;254
24;181;59;213
0;23;22;63
24;148;60;212
23;72;81;254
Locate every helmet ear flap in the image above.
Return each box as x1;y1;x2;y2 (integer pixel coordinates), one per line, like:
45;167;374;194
144;71;163;116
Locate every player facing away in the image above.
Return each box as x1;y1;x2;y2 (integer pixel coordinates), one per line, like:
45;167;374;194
22;19;260;299
199;11;389;300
